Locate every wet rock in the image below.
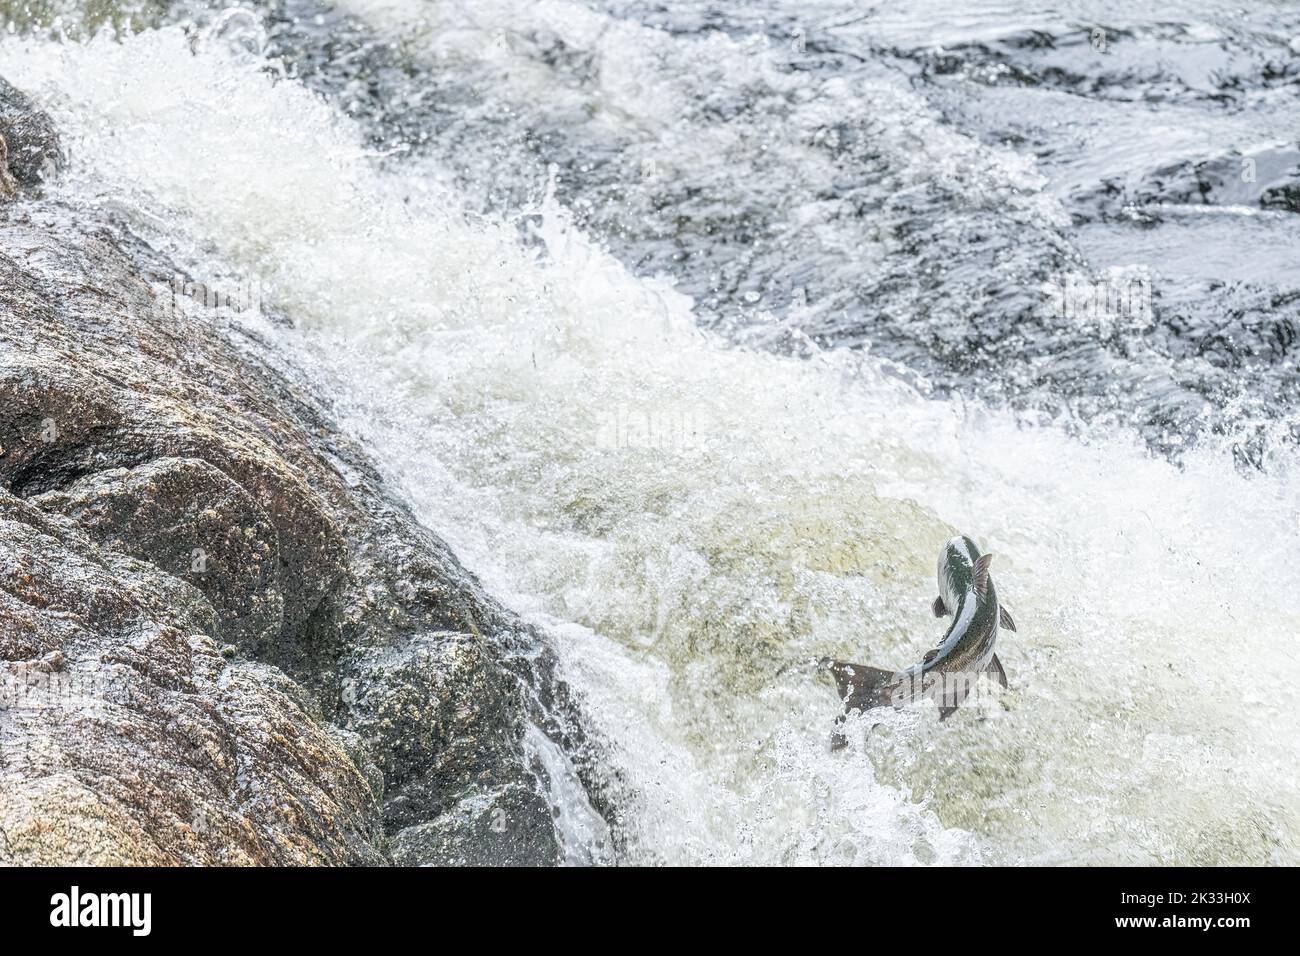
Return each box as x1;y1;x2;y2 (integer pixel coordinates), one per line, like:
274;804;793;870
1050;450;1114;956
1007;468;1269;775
0;490;386;865
0;212;350;688
0;135;17;200
1261;180;1300;214
0;76;62;191
341;631;556;846
899;20;1300;105
33;458;285;657
389;783;560;866
0;78;605;865
1204;145;1300;211
1084;144;1300;214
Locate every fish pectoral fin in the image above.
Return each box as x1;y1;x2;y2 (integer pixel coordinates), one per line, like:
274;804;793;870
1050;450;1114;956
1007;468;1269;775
985;653;1009;689
932;596;948;617
998;605;1017;631
825;660;898;714
972;552;994;599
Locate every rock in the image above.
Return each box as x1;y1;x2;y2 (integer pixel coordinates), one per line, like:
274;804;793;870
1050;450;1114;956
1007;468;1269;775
0;212;350;689
389;783;560;866
0;490;385;865
0;77;608;865
1260;179;1300;214
0;76;62;192
0;134;17;201
341;631;556;845
1081;143;1300;216
33;458;285;658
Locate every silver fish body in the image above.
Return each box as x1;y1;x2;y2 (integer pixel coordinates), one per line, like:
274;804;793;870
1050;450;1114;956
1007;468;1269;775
827;535;1014;730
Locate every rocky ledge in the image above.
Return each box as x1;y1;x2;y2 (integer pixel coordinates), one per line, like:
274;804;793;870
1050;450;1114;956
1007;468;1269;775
0;77;608;865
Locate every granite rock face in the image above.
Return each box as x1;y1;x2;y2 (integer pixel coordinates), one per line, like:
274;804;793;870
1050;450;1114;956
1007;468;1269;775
0;490;387;865
0;78;604;865
32;458;286;657
342;631;562;865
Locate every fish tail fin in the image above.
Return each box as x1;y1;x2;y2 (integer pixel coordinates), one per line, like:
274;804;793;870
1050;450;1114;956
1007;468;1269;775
823;659;900;713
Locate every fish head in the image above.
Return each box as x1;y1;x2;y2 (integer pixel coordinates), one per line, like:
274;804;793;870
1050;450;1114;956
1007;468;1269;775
937;534;982;609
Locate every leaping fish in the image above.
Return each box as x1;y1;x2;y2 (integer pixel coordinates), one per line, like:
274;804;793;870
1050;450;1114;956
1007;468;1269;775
825;535;1015;740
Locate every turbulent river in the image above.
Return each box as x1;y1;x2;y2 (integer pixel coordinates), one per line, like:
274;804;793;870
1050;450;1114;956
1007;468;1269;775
4;0;1300;864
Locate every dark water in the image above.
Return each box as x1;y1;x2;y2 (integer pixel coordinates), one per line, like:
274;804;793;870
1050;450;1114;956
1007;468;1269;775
233;0;1300;463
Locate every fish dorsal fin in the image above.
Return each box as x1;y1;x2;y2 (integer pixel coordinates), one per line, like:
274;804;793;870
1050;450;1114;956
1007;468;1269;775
972;552;994;599
932;596;948;617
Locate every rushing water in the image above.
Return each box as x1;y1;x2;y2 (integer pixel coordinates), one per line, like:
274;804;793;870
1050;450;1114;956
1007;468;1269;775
4;1;1300;864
